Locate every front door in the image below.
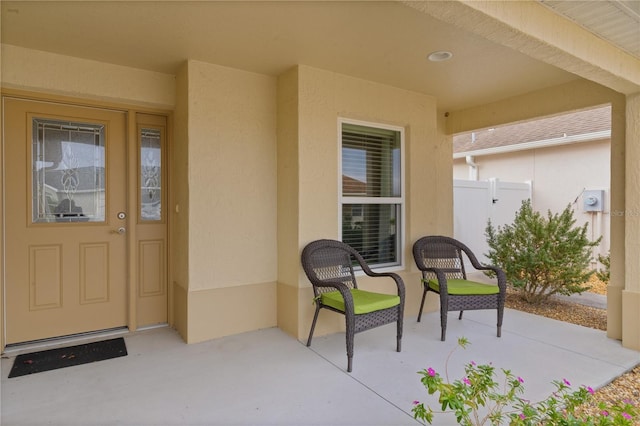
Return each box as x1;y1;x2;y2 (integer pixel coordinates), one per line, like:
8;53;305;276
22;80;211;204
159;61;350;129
4;97;128;344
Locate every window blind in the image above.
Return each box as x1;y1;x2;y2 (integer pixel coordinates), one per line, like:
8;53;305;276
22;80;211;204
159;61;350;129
341;122;402;268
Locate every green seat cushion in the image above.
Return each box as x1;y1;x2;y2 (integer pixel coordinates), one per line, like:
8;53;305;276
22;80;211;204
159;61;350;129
320;289;400;314
425;278;499;295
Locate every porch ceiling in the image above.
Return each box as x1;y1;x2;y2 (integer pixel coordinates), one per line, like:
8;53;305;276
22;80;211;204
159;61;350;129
1;1;637;111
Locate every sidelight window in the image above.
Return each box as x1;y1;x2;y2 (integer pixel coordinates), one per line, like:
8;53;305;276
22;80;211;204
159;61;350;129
139;128;163;221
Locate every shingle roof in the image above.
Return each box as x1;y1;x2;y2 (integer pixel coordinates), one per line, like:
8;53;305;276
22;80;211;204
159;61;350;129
453;105;611;154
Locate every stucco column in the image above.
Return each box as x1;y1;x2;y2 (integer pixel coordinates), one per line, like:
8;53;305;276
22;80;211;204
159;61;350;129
622;93;640;350
607;99;627;340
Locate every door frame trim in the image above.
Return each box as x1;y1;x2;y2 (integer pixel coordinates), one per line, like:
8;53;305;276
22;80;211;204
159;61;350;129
0;89;173;351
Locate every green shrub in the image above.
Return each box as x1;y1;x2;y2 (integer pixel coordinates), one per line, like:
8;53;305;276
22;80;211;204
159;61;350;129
596;252;610;284
485;200;600;304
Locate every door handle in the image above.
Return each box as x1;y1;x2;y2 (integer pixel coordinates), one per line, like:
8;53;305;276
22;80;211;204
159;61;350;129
111;227;126;235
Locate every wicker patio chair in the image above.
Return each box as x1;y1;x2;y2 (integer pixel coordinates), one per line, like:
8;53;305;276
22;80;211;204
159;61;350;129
301;239;405;372
412;235;506;341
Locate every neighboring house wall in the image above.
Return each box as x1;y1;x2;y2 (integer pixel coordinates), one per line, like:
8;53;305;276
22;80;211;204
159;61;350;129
453;138;611;260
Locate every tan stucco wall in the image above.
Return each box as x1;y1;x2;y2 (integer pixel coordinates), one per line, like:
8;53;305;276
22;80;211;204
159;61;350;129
0;12;4;352
186;282;277;343
276;67;301;338
0;49;281;344
453;139;612;256
1;39;637;350
1;44;175;108
277;65;448;340
177;60;278;343
607;100;628;341
185;60;277;291
447;80;620;135
622;93;640;350
171;63;190;338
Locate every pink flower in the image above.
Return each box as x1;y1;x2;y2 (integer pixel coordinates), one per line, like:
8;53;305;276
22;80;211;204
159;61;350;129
517;376;524;383
622;412;632;420
413;400;420;405
587;386;594;394
463;377;471;386
470;360;476;366
427;367;436;377
601;410;609;417
519;413;526;420
563;378;571;386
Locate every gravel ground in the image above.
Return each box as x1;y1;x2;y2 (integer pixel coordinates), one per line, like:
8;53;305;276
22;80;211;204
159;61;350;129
504;277;639;422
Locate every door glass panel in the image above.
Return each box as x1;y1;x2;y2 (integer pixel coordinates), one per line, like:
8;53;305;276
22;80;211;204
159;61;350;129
140;128;162;221
32;118;105;223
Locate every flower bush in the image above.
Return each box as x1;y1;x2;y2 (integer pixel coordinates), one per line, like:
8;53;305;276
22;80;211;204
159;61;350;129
412;337;637;425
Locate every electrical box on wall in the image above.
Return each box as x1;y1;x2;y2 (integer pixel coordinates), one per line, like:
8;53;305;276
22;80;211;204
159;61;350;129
583;189;605;212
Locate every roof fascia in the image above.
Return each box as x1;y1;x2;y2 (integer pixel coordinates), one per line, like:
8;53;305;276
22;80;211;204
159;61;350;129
453;130;610;159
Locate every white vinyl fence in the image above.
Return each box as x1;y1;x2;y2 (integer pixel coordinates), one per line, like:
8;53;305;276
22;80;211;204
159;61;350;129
454;179;532;265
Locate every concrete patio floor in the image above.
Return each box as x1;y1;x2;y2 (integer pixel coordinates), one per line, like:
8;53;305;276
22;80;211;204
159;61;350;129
2;308;639;426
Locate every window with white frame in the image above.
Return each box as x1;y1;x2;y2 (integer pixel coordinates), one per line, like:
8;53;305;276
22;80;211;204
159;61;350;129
340;120;404;268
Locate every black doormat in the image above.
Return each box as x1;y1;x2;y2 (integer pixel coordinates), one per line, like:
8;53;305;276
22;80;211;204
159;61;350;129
8;337;127;378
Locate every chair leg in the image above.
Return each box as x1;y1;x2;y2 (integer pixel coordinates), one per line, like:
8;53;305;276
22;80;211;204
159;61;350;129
417;288;428;322
346;314;355;373
440;306;448;341
458;310;464;320
306;305;321;347
439;293;450;341
396;313;403;352
497;305;504;338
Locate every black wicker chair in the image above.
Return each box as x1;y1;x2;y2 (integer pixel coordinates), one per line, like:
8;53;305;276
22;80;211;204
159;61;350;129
301;239;405;372
412;235;506;341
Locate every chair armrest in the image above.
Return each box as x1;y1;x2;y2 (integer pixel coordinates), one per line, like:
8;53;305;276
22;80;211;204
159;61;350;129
471;266;507;293
314;281;355;313
423;268;450;294
362;271;406;300
352;249;405;299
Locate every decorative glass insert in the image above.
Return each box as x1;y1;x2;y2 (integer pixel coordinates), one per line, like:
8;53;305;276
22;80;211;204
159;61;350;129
140;128;162;221
32;118;105;223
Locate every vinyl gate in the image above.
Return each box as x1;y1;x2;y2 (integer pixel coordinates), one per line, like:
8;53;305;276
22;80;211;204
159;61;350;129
454;179;531;265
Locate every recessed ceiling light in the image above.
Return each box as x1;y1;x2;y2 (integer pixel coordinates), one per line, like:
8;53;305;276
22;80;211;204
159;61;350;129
428;51;453;62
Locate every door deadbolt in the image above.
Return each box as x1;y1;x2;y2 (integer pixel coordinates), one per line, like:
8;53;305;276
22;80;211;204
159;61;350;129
117;212;126;220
